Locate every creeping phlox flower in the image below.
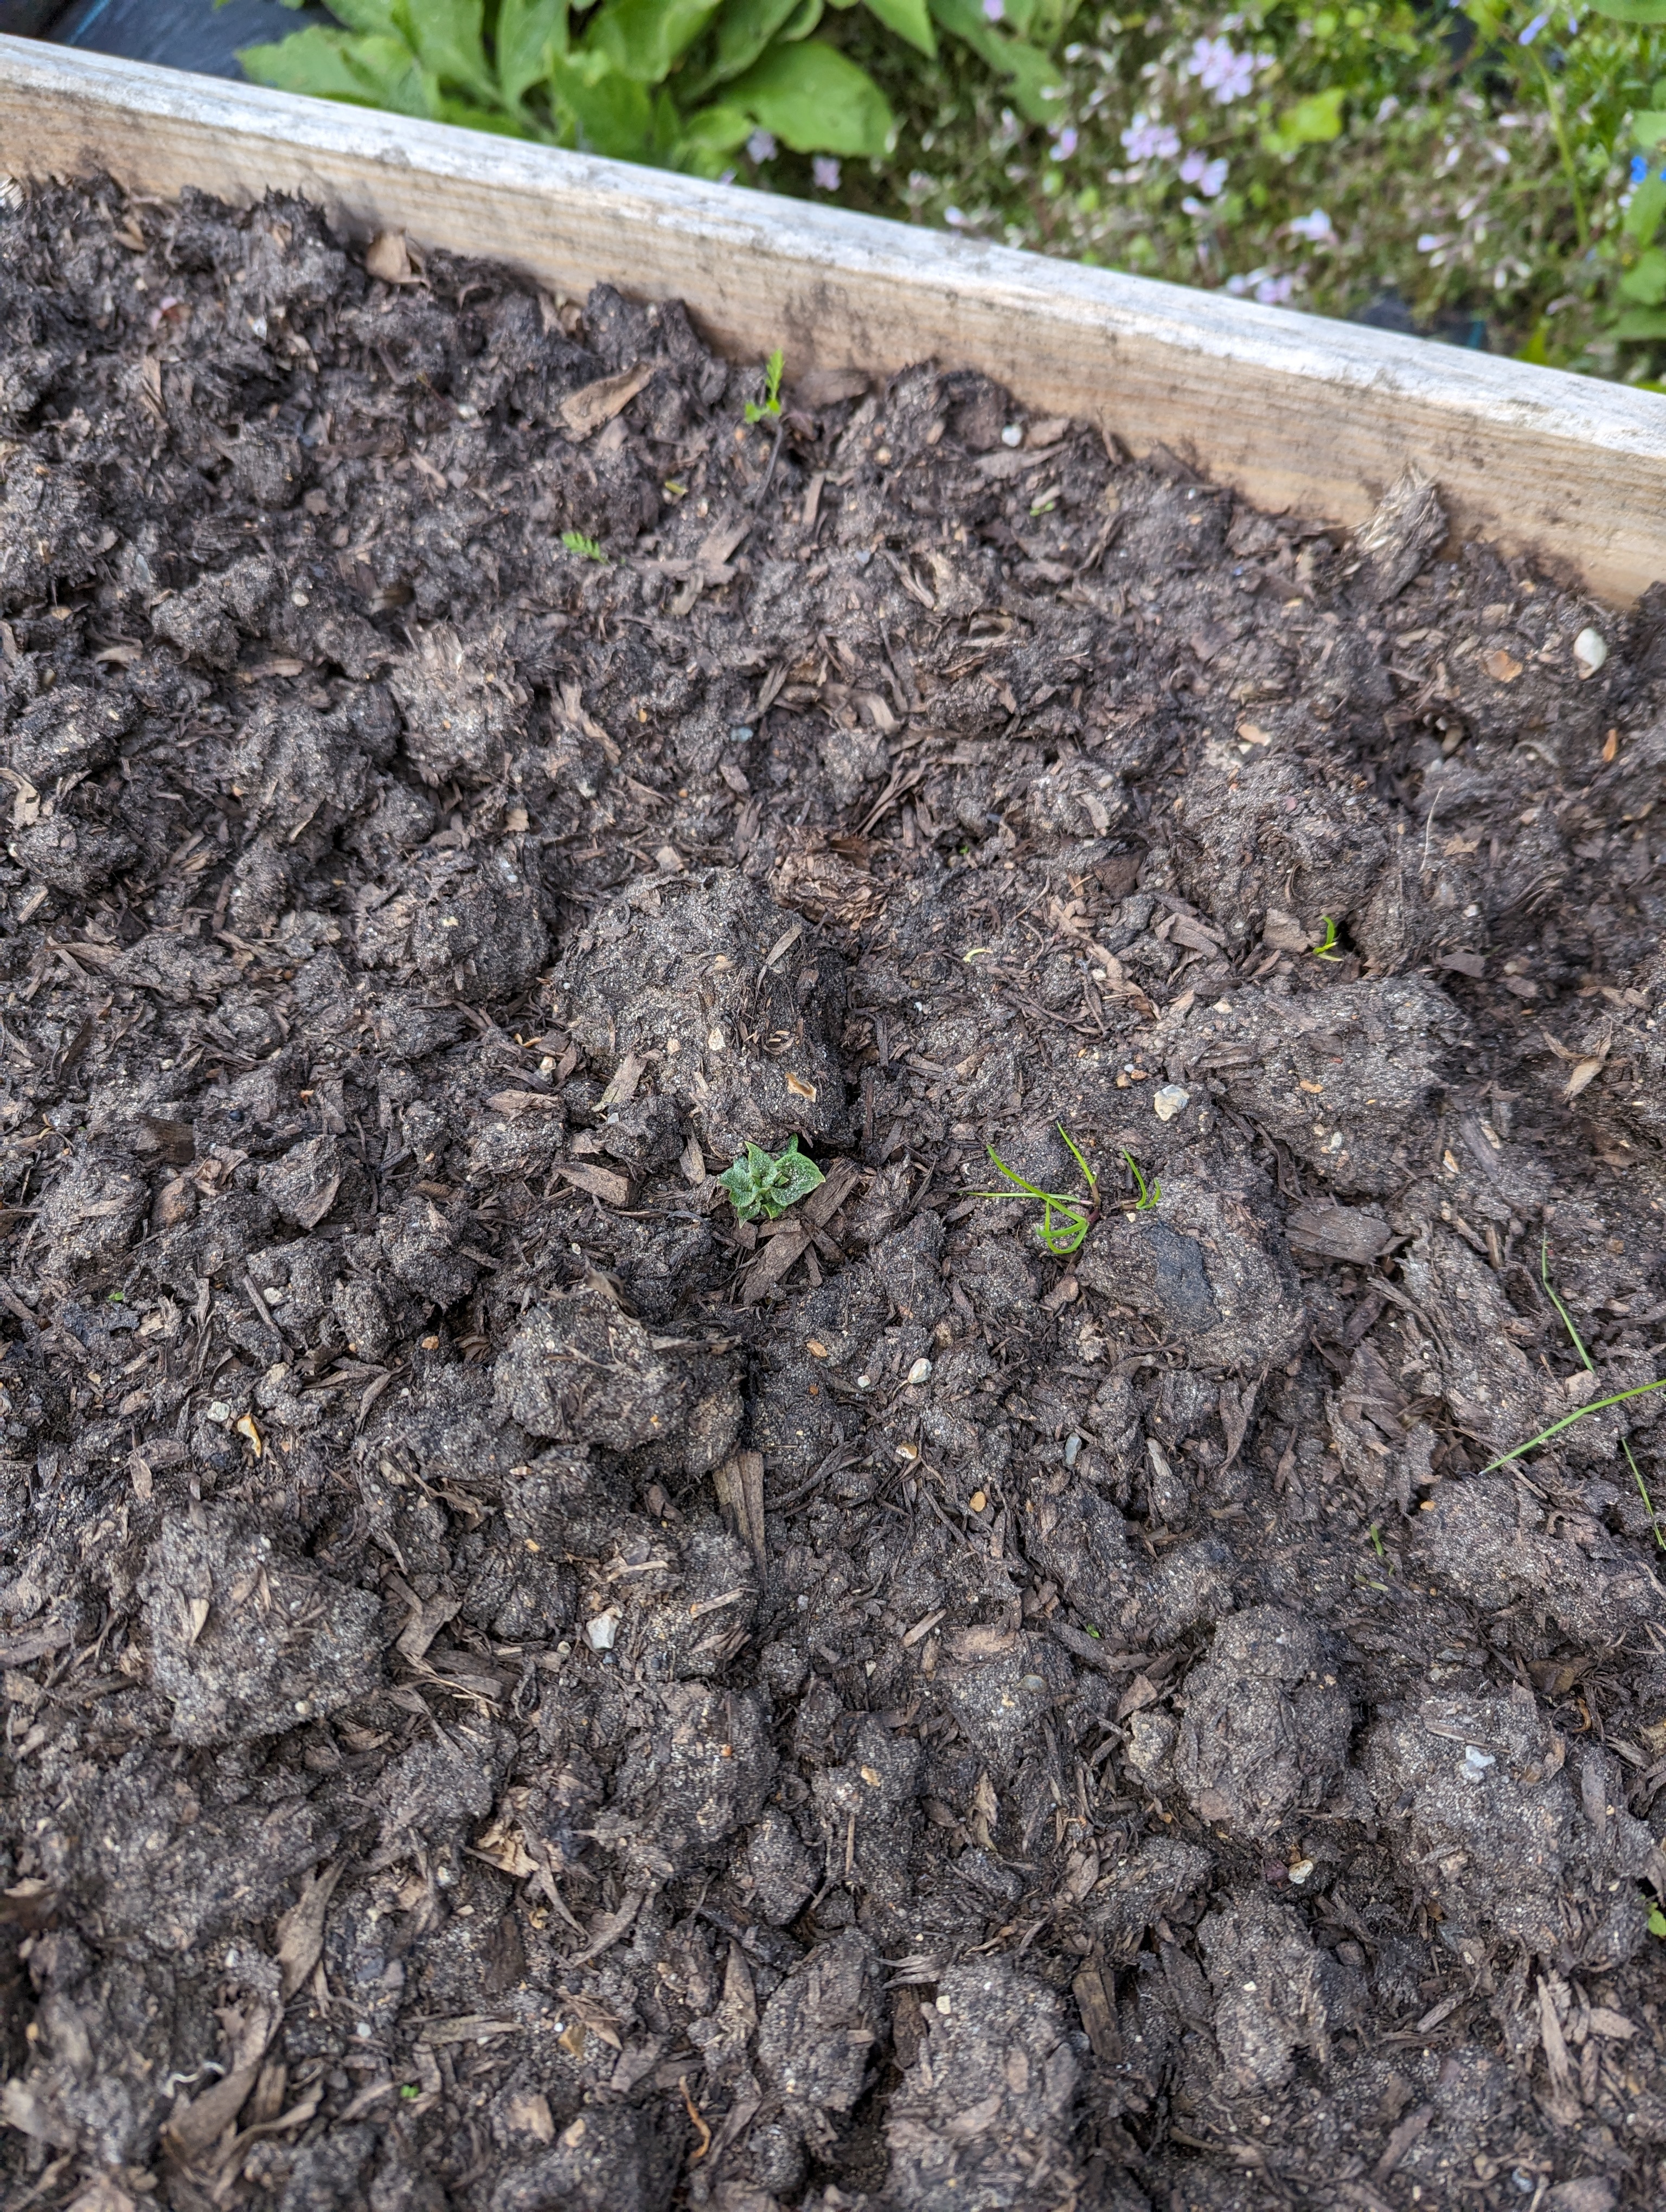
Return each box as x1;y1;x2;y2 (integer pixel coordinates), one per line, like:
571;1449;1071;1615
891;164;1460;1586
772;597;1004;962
1180;150;1230;198
1288;207;1335;242
747;128;777;163
1181;34;1264;104
1120;113;1182;161
1518;10;1550;41
1225;268;1296;304
983;0;1004;19
1052;125;1079;159
812;156;842;190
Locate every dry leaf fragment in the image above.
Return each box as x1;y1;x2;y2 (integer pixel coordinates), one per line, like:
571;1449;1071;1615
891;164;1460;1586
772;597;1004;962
1565;1054;1606;1100
185;1596;210;1645
1482;647;1522;684
558;362;653;440
556;1161;635;1208
364;230;416;284
235;1412;262;1458
275;1861;344;1999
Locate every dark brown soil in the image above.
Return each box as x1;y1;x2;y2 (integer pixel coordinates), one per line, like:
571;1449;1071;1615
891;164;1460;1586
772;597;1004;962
3;175;1666;2212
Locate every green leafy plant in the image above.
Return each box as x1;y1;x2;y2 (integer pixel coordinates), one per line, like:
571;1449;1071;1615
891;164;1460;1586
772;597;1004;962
1651;1905;1666;1938
744;346;786;423
233;0;1076;177
1123;1147;1161;1213
978;1121;1101;1256
1536;1238;1665;1548
1310;916;1344;963
717;1135;825;1220
561;528;606;558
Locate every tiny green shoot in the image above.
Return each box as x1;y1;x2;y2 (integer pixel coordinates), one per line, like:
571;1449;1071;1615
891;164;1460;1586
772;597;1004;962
1123;1149;1161;1212
1651;1907;1666;1939
978;1121;1101;1257
399;2084;422;2101
717;1136;824;1223
663;479;688;499
1310;916;1344;962
1029;494;1057;516
744;348;785;426
1537;1237;1664;1549
561;530;605;561
1368;1522;1386;1560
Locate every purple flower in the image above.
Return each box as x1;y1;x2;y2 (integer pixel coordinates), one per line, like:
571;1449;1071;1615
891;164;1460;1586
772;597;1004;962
944;205;967;227
1288;207;1333;242
1182;34;1257;103
747;129;777;163
1120;114;1181;162
1180;151;1229;197
1052;125;1078;159
983;0;1004;18
1254;273;1295;305
812;156;842;190
1518;9;1549;40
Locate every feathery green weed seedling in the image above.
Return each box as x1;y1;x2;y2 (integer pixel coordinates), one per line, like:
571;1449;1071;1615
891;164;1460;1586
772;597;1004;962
1535;1238;1665;1549
1310;916;1344;963
717;1137;824;1223
744;349;785;426
561;530;605;561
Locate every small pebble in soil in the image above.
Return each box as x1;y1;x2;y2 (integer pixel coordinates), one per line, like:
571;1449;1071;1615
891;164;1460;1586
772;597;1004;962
1152;1083;1192;1121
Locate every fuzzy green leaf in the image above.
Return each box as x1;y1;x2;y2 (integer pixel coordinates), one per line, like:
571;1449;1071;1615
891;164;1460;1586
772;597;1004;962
588;0;726;83
547;46;656;152
238;27;432;115
726;40;894;152
497;0;569;101
862;0;935;56
1590;0;1666;21
400;0;502;105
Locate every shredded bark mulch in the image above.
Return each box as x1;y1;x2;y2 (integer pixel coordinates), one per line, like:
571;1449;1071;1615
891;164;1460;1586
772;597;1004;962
4;175;1666;2212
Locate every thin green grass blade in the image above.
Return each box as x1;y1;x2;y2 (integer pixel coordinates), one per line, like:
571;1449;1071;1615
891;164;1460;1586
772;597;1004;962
1479;1377;1666;1472
1540;1239;1663;1547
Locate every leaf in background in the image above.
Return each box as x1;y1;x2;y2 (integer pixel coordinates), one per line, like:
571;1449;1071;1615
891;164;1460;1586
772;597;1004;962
927;0;1060;122
677;98;758;170
862;0;935;56
693;0;804;92
239;27;431;115
1635;110;1666;147
1610;306;1666;336
497;0;568;103
1261;85;1344;153
547;46;656;152
726;39;894;152
1588;0;1666;18
307;0;402;28
587;0;726;83
1619;245;1666;305
1624;172;1666;245
399;0;502;105
778;0;824;34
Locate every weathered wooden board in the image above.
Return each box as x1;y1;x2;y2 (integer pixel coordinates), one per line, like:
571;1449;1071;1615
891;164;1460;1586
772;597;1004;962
4;33;1665;600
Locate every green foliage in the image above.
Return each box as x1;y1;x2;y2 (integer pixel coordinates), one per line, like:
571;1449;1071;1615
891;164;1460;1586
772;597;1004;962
235;0;1085;172
1540;1239;1664;1547
1310;916;1343;962
978;1121;1102;1256
744;346;786;421
1122;1147;1160;1212
561;528;606;557
717;1136;826;1220
1651;1906;1666;1938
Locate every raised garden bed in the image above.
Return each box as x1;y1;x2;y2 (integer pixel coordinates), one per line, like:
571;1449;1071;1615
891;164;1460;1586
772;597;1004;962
4;45;1666;2212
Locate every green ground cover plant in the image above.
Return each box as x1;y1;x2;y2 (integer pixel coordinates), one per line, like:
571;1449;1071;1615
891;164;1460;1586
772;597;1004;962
236;0;1666;381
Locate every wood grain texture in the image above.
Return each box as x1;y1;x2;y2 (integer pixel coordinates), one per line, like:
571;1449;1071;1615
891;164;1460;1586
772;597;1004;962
4;33;1665;600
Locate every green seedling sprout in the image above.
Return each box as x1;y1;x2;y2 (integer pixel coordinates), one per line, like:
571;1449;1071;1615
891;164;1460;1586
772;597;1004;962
978;1122;1106;1257
717;1136;824;1223
1531;1237;1665;1548
1123;1148;1161;1212
561;530;605;561
744;348;785;425
1310;916;1344;962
